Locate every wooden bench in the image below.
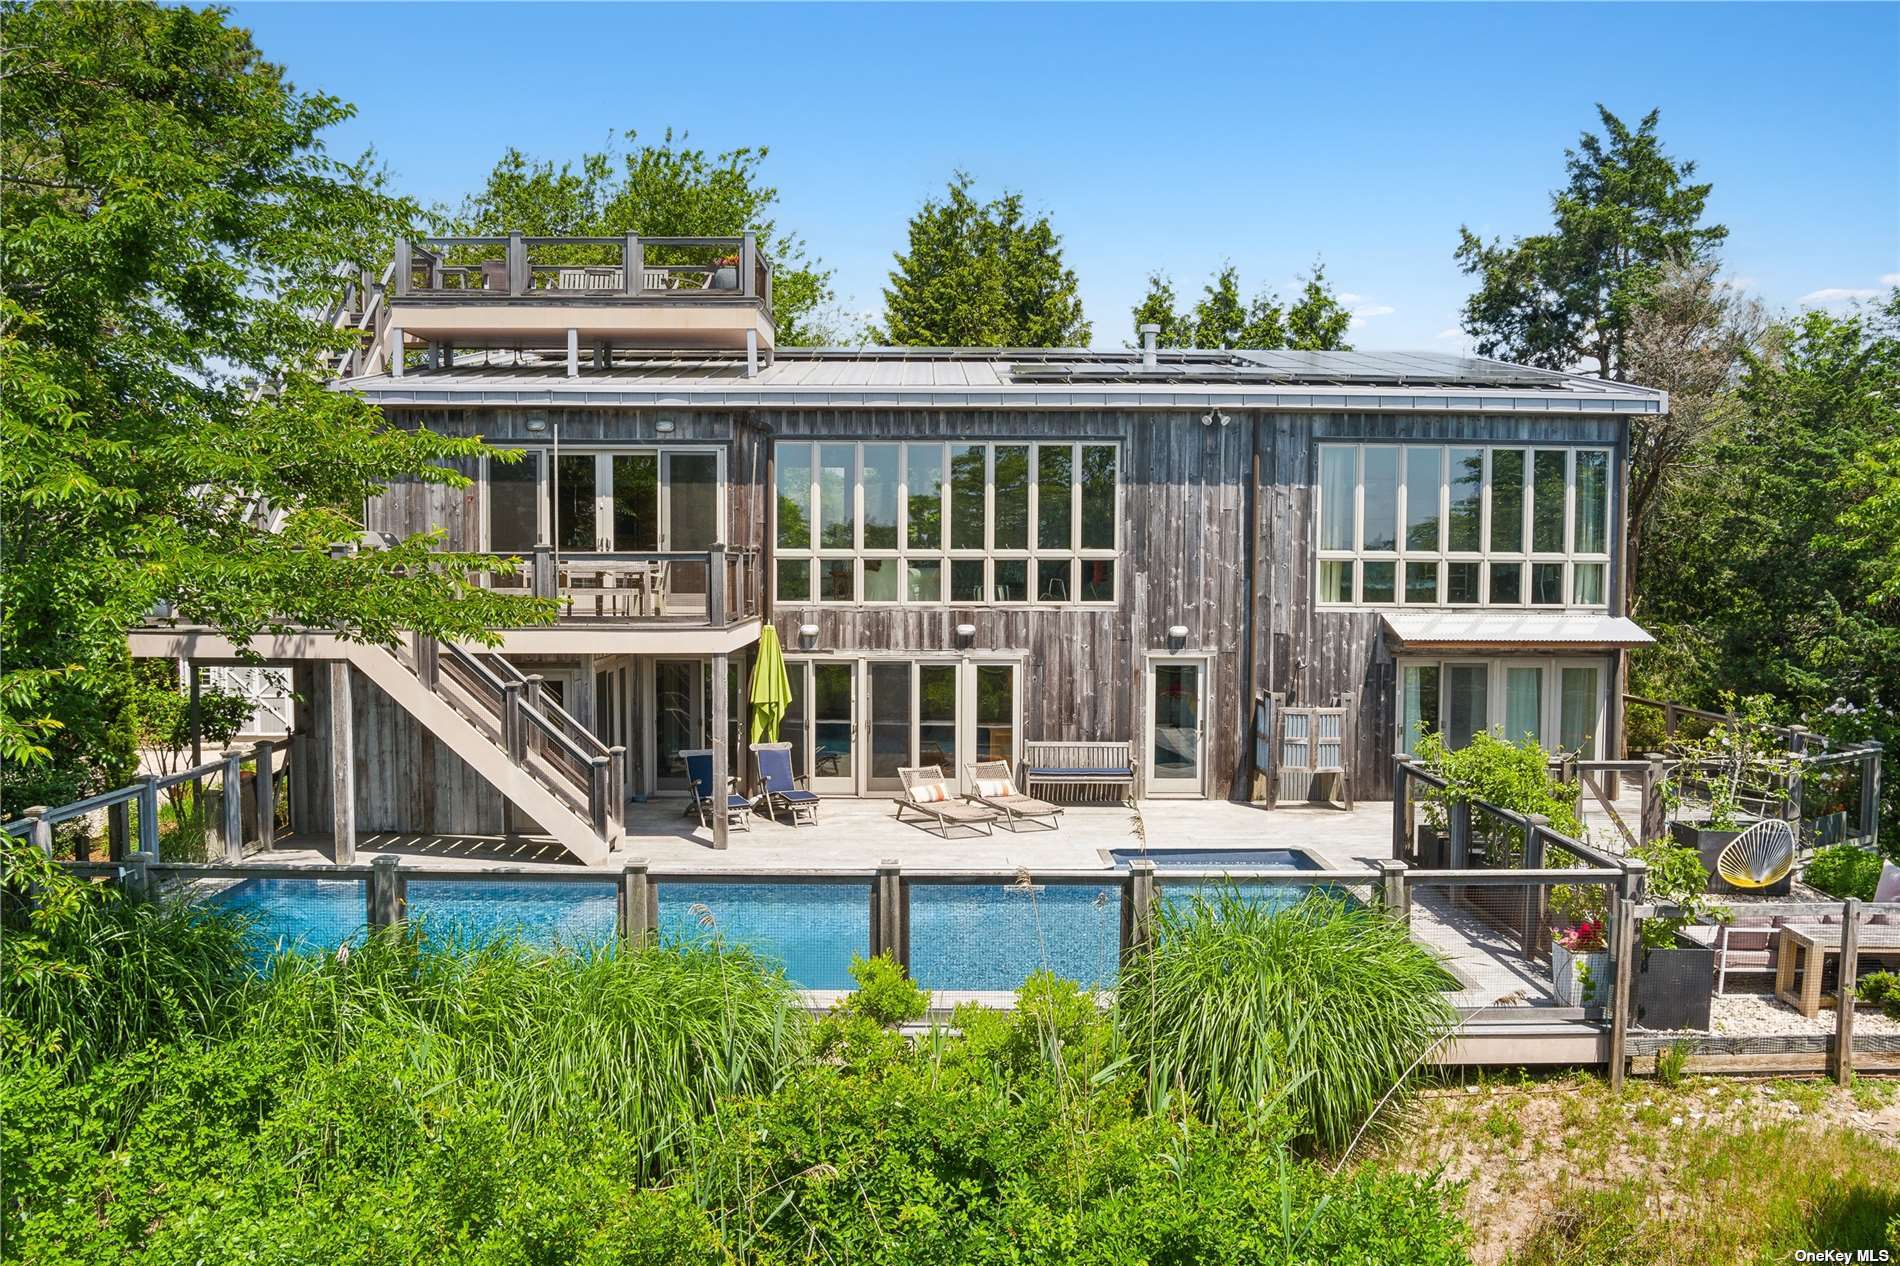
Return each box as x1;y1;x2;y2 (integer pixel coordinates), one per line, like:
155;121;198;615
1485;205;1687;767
1021;741;1138;804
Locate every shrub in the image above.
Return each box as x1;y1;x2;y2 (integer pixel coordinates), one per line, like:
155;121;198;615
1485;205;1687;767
1630;837;1729;949
1413;730;1583;842
0;833;254;1072
1115;888;1458;1150
831;951;929;1026
1858;970;1900;1020
1806;844;1886;901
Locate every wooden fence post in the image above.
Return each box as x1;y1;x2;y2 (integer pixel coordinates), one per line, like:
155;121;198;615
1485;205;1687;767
1122;859;1158;962
1642;754;1669;843
1522;814;1549;959
1391;757;1412;860
1375;858;1410;925
1836;896;1860;1086
1447;800;1471;870
107;796;130;863
1608;892;1636;1091
137;774;161;858
616;859;656;945
366;854;406;930
221;747;247;863
123;849;156;903
1860;742;1883;853
253;739;276;852
22;807;51;859
870;860;909;970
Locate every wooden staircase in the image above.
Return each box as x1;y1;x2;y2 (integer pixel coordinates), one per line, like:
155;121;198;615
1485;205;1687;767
344;636;624;864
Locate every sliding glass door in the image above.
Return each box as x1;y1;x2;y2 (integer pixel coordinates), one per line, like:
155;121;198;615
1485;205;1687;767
780;658;1009;794
537;449;723;554
1397;656;1611;758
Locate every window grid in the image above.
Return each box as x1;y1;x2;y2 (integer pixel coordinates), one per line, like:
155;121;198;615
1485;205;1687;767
1317;443;1612;610
775;441;1119;606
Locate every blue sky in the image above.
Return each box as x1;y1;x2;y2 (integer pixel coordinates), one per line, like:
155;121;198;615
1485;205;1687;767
230;1;1898;350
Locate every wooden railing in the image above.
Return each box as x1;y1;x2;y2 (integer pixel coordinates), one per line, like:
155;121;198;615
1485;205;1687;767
487;544;761;627
393;233;771;313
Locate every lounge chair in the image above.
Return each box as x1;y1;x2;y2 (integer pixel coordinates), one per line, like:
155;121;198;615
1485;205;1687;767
895;765;998;838
1715;819;1796;889
682;748;752;835
751;742;820;827
963;759;1063;832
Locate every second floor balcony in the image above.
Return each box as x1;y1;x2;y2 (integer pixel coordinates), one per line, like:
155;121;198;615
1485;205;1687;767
489;544;762;630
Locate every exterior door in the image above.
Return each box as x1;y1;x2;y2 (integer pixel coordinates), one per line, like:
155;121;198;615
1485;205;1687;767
1147;658;1206;796
865;662;912;792
808;661;856;793
653;658;705;793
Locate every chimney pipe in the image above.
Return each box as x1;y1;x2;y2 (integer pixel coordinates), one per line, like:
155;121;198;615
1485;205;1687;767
1139;323;1159;369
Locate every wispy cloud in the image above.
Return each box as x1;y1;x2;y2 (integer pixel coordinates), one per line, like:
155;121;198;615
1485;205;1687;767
1341;294;1394;330
1882;273;1900;286
1798;287;1880;305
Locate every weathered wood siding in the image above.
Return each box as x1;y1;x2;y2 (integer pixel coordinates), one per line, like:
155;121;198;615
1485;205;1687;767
342;403;1631;818
762;410;1251;795
1252;413;1627;799
299;665;507;835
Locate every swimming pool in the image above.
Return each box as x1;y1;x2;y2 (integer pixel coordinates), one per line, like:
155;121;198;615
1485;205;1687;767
210;857;1340;992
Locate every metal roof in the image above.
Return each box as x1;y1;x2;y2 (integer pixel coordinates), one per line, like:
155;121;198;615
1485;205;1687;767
336;347;1667;414
1381;612;1655;649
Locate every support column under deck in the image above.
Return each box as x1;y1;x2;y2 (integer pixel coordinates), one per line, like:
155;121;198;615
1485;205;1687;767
328;660;356;863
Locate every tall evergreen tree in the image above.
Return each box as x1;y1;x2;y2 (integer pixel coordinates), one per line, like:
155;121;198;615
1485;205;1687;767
1130;263;1348;351
1455;106;1727;379
877;174;1089;347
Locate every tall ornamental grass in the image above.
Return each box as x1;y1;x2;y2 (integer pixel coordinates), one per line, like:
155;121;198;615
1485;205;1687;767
246;925;808;1176
1;835;254;1072
1115;887;1457;1150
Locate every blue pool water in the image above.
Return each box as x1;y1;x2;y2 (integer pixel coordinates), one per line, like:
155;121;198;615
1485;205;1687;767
211;857;1334;991
1106;848;1321;870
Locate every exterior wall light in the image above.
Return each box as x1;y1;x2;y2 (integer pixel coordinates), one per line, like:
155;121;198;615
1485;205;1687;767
955;622;976;648
798;622;820;649
655;418;677;434
523;412;549;434
1167;624;1189;651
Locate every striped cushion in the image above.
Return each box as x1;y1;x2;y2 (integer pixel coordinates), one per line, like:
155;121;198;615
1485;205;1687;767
908;782;948;804
974;778;1014;798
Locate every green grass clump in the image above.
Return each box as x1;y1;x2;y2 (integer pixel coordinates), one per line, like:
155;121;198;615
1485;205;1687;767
1114;888;1458;1149
1806;844;1888;900
1;834;254;1072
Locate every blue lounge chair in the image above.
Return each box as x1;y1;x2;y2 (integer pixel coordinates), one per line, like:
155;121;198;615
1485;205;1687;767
681;748;751;834
751;742;820;827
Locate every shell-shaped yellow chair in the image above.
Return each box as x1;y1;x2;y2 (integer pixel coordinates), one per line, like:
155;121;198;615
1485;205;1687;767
1714;819;1797;889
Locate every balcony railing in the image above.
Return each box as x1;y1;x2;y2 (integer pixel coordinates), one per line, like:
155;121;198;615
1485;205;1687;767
490;545;762;628
393;233;772;314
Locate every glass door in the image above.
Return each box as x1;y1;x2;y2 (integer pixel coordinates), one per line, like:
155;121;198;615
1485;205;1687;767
1557;663;1604;758
1148;658;1205;794
866;663;912;792
809;661;856;794
610;454;659;551
918;664;958;774
968;663;1018;778
653;658;705;793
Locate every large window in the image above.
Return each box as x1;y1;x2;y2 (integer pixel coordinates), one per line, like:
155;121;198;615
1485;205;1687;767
1398;657;1607;758
484;447;722;553
1317;443;1613;609
776;441;1119;605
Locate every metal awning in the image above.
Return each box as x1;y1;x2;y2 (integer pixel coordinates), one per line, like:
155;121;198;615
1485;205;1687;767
1380;611;1654;651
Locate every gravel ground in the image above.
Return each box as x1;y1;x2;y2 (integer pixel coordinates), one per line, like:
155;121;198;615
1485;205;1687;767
1634;989;1900;1037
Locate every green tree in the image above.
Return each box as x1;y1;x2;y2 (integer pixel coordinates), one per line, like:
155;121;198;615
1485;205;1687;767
877;174;1090;347
450;133;841;345
1456;106;1727;379
0;0;548;812
1130;262;1349;351
1635;293;1900;835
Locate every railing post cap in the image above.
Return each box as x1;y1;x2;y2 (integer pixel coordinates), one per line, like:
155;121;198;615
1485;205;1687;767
1128;857;1157;873
878;857;900;871
1623;857;1649;875
371;853;400;870
1526;813;1550;826
22;805;47;817
1374;857;1407;873
621;857;649;873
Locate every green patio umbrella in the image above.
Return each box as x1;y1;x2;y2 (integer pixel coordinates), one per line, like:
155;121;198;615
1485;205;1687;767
748;625;793;745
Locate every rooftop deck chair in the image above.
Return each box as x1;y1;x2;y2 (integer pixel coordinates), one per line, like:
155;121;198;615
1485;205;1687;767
752;742;820;827
895;765;999;838
681;748;752;835
963;759;1063;832
1714;818;1796;890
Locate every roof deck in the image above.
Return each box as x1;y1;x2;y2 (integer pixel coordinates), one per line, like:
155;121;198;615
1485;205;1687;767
384;233;775;365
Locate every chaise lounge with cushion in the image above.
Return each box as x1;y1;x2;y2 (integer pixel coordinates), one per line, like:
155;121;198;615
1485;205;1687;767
963;759;1063;832
895;766;999;837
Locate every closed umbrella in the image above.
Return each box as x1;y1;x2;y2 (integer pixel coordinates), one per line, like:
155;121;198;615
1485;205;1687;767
748;626;793;745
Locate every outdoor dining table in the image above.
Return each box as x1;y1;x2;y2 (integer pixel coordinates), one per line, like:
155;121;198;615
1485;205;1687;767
1773;922;1900;1017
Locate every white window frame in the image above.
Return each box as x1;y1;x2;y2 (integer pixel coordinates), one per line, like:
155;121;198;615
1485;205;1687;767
1394;655;1612;759
774;440;1121;607
1316;442;1613;611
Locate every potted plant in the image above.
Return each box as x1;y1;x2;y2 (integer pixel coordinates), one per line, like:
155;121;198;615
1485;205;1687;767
1628;838;1729;1031
1552;917;1609;1007
711;252;740;290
